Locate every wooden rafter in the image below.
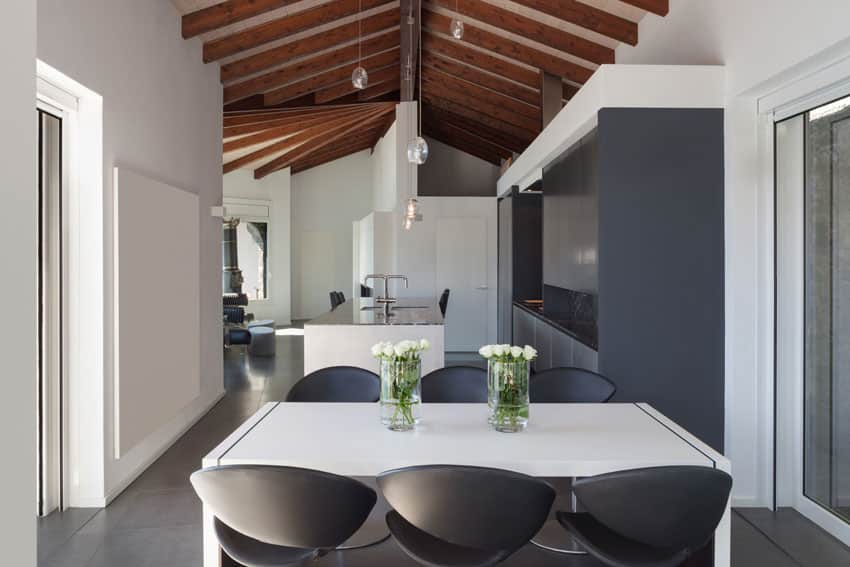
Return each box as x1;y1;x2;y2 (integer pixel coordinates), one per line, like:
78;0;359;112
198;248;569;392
314;65;399;104
423;10;594;85
263;48;400;106
224;29;400;103
509;0;639;46
220;9;399;82
223;106;363;137
424;124;506;165
422;104;527;154
562;82;580;102
203;0;394;62
620;0;669;16
224;108;367;152
358;81;400;101
422;50;538;106
429;0;614;65
290;117;392;173
182;0;294;39
421;91;538;144
255;104;395;178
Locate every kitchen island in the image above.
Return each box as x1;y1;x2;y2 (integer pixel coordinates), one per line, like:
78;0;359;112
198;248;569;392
303;298;445;375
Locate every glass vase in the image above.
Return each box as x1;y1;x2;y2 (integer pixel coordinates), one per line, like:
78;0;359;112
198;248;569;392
380;358;422;431
488;359;530;432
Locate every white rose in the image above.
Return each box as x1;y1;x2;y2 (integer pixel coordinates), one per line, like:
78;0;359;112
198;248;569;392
523;345;537;360
419;338;430;351
492;345;505;357
510;346;524;358
383;345;395;358
479;345;494;358
371;343;383;357
394;344;406;357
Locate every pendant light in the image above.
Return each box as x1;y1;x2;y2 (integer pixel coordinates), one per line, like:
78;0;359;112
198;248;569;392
450;0;464;40
406;0;429;165
351;0;368;89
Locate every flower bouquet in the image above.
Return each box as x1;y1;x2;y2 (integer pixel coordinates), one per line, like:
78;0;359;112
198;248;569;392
479;344;537;432
372;339;430;431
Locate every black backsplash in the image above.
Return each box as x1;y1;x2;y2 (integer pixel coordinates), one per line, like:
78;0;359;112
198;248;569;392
543;284;596;324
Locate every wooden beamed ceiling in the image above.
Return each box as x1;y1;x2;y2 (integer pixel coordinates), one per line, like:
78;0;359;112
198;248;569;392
174;0;668;175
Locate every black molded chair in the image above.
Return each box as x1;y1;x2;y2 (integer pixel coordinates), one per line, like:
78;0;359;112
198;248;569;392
421;366;488;403
530;367;616;403
557;466;733;567
286;366;380;403
329;291;345;310
530;367;616;554
438;289;450;317
378;465;555;567
190;465;376;566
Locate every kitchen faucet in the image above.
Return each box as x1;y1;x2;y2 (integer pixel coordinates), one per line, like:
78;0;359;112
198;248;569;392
363;274;408;315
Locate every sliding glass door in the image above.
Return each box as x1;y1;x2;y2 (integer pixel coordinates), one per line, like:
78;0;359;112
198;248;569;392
776;94;850;543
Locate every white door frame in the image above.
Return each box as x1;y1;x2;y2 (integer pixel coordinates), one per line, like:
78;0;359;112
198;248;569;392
768;59;850;546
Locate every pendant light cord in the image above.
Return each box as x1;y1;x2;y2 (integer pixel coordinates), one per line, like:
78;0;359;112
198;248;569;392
418;0;423;137
358;0;362;65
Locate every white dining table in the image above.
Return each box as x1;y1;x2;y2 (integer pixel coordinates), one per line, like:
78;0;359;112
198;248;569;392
201;402;731;567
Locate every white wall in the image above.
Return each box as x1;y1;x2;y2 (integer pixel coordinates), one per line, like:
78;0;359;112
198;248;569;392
38;0;223;503
0;0;36;562
617;0;850;507
291;150;374;319
372;121;398;211
224;169;292;325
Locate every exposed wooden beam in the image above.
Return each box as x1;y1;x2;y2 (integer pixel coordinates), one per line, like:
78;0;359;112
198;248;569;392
422;69;540;132
422;50;538;106
562;82;580;101
620;0;669;16
224;29;400;103
425;118;514;159
423;125;503;165
423;10;594;84
223;107;363;137
422;30;538;89
314;65;399;104
255;104;395;178
220;9;399;82
421;91;538;144
263;48;399;105
422;66;537;121
223;105;362;127
224;108;367;152
224;107;381;173
182;0;293;39
429;0;613;65
358;80;401;101
509;0;638;46
203;0;393;62
423;103;527;154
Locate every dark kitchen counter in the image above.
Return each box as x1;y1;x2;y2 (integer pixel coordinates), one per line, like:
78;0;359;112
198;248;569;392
513;300;598;350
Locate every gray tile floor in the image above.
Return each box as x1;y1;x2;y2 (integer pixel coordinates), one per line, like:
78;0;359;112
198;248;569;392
38;327;850;566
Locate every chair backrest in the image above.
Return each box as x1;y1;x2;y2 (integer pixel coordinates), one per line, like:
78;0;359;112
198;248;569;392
438;289;450;316
421;366;488;403
329;291;339;310
573;466;732;551
378;465;554;552
529;367;616;403
191;465;376;549
223;306;245;324
286;366;380;402
337;291;346;304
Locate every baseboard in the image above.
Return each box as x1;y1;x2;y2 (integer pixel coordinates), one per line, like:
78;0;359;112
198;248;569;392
102;390;226;506
732;497;767;508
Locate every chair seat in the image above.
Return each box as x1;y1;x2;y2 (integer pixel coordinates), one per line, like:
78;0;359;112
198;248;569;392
556;512;690;567
215;518;319;567
386;510;511;567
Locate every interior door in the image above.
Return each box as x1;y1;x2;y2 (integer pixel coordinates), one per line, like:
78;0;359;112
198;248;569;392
436;217;488;351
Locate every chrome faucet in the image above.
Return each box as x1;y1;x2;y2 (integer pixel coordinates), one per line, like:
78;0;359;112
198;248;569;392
386;275;409;300
364;274;393;304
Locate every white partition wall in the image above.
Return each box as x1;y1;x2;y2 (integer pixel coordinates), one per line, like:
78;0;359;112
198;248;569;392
113;167;201;457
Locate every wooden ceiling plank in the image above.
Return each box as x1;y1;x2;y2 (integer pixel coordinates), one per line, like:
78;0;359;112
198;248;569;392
429;0;613;65
509;0;638;46
358;80;401;101
423;125;503;165
255;104;395;177
422;104;526;154
291;137;377;174
421;66;538;121
204;0;394;62
314;64;399;104
422;30;538;88
262;48;400;105
422;73;539;132
422;92;536;142
293;123;386;166
223;105;362;127
224;29;400;103
425;119;513;159
562;82;580;101
423;10;594;84
223;107;368;151
422;50;538;106
620;0;669;16
220;9;399;82
223;106;366;137
183;0;294;39
224;107;381;173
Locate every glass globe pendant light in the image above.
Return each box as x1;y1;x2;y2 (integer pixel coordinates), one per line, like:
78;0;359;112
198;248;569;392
450;0;464;39
407;0;429;165
351;0;368;90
